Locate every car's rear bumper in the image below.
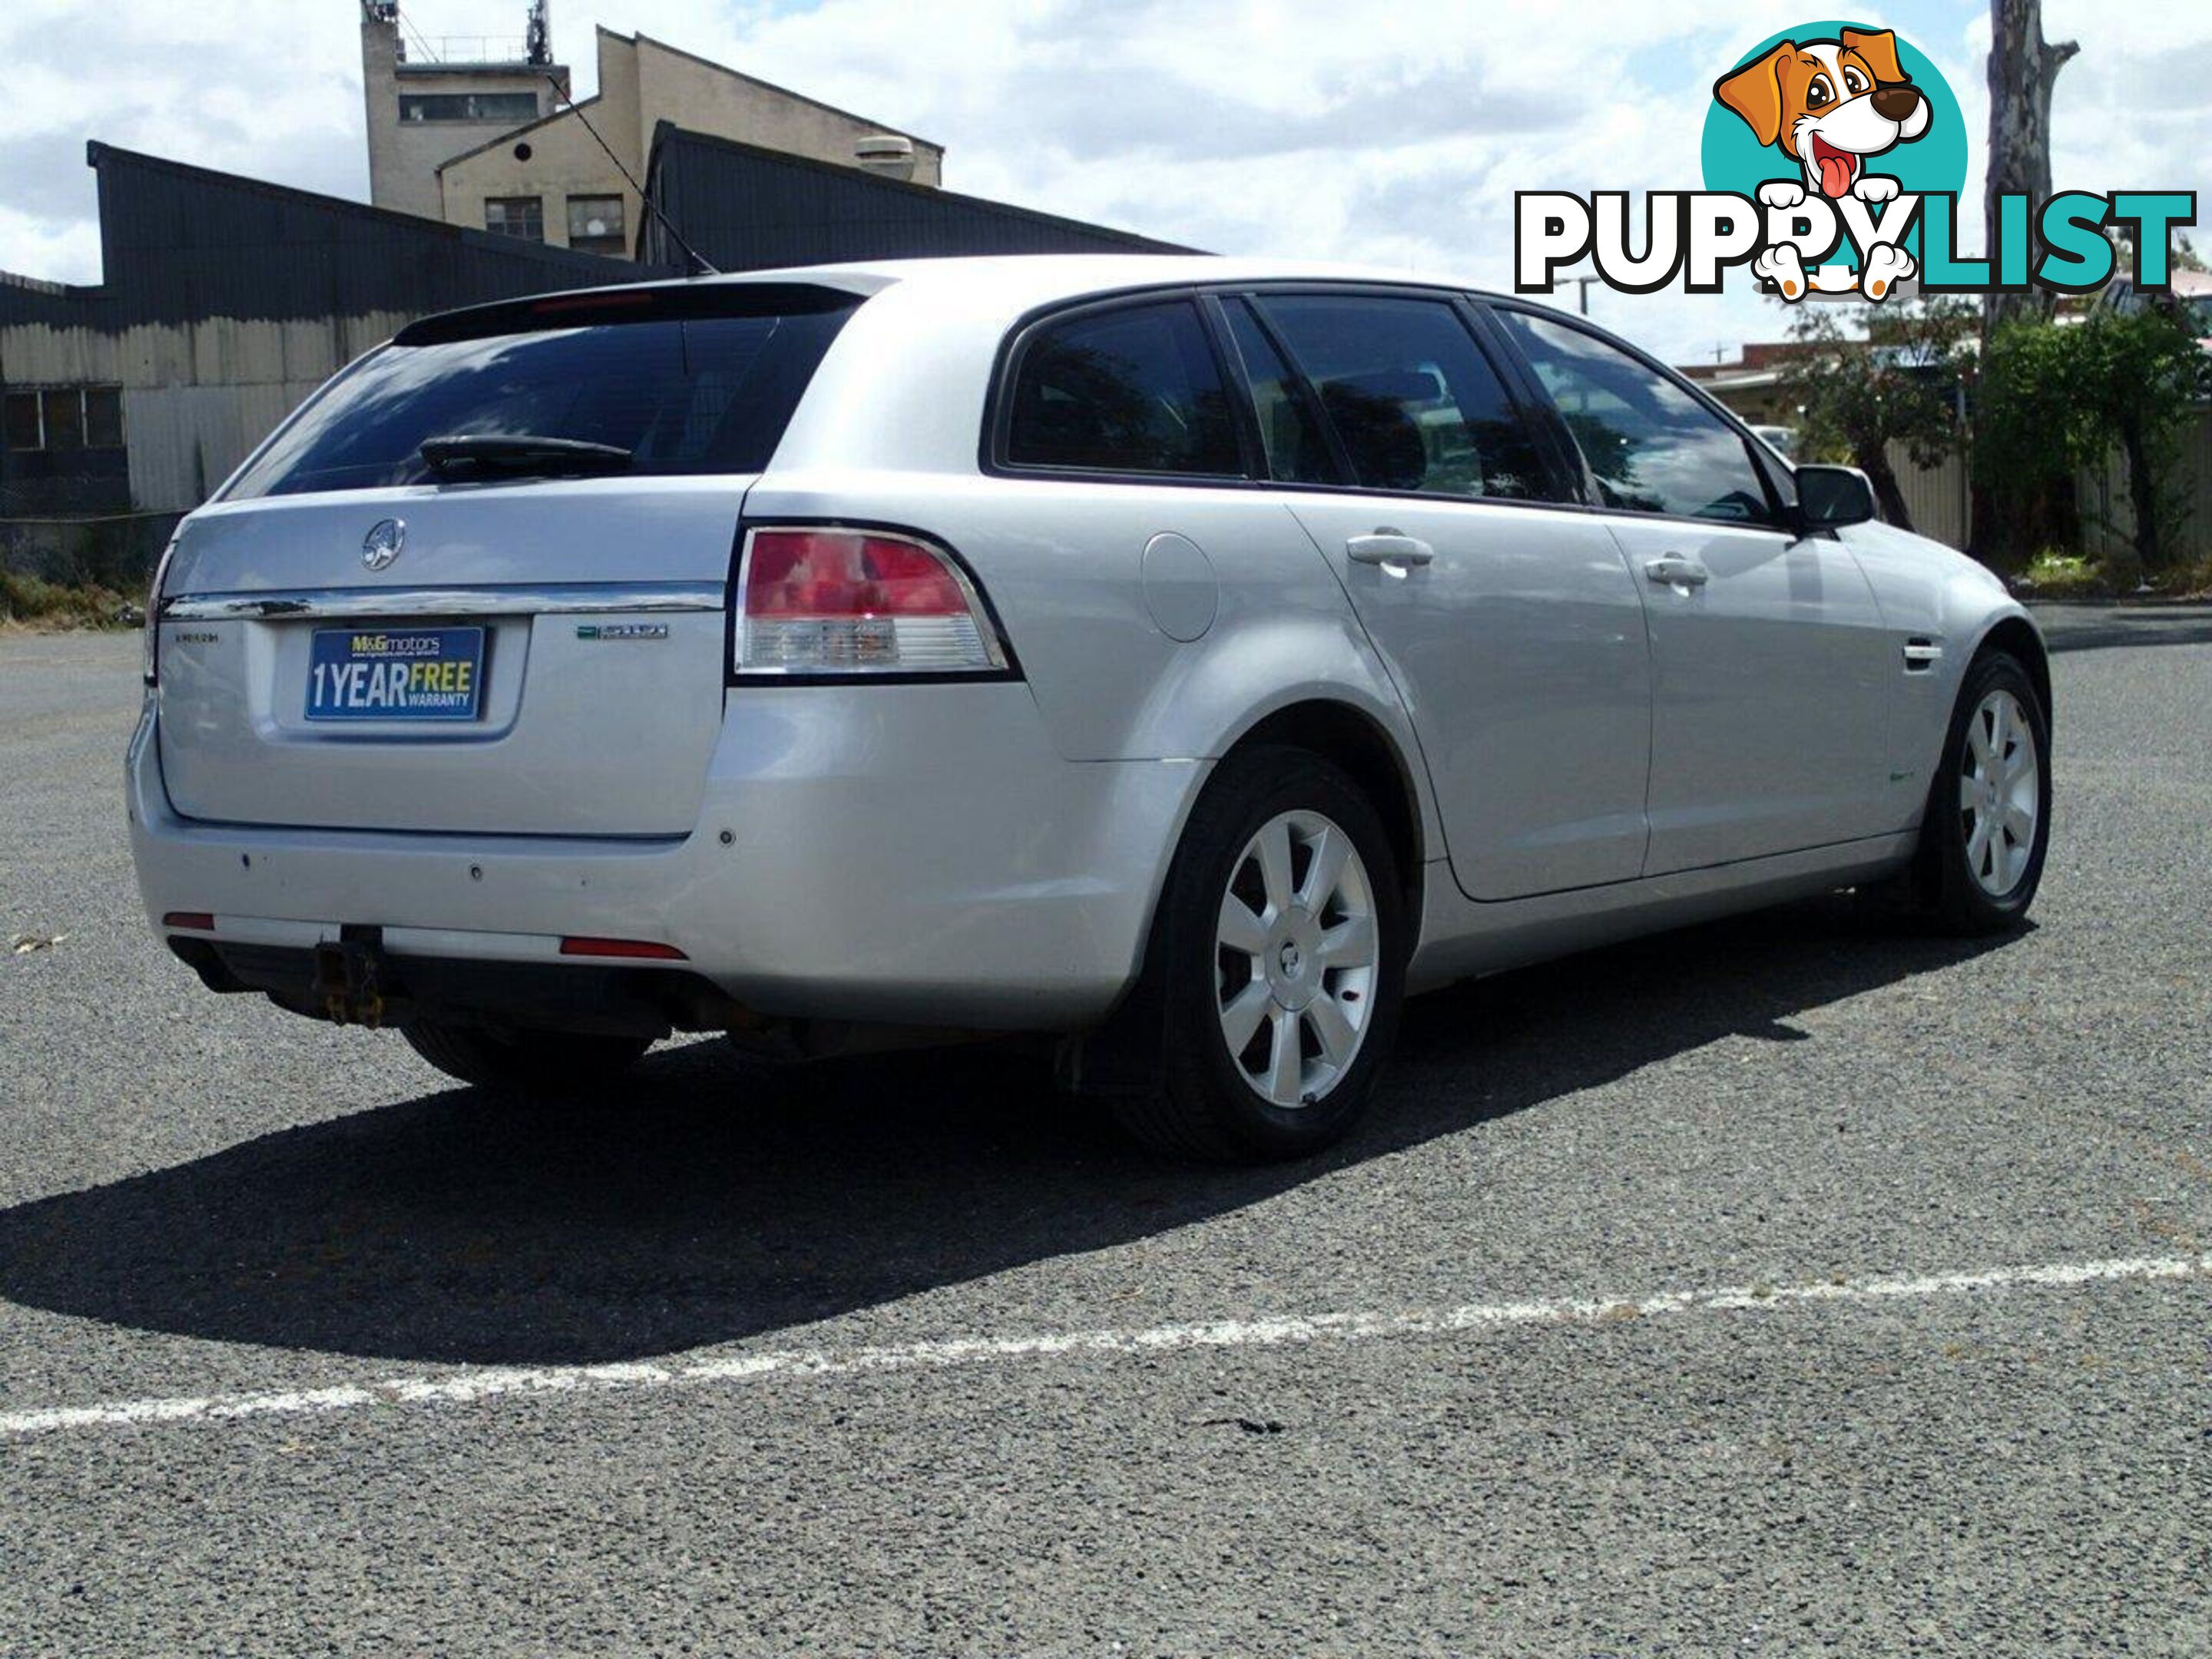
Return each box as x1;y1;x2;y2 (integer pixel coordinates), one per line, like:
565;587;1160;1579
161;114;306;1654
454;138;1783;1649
127;682;1201;1031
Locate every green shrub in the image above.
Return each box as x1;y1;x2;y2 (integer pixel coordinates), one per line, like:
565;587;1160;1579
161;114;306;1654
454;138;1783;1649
1979;308;2207;578
0;570;134;629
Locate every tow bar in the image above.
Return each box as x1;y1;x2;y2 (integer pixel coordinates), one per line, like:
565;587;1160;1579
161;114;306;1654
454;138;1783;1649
314;932;394;1028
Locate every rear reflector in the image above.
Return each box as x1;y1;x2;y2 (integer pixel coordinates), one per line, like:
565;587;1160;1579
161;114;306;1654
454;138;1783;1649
735;528;1007;675
558;936;688;961
163;912;217;932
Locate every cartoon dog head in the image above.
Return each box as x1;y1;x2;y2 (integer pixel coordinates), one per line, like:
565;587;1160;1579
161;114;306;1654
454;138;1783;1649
1714;28;1930;199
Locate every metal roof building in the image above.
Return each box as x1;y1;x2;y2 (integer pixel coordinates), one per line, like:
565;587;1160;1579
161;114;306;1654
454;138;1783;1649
641;123;1193;273
1;131;1192;585
0;143;656;538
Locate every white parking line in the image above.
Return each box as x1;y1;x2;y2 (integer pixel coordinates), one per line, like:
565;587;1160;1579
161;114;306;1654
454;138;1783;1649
2;1251;2204;1441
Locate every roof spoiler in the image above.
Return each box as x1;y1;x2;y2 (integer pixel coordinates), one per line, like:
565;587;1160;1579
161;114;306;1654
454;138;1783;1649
394;281;863;346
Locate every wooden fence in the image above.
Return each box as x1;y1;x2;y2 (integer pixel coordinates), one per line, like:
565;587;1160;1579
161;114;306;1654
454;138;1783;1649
1885;406;2212;559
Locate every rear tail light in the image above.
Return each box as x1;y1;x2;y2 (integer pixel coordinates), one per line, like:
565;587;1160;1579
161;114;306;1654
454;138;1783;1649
733;528;1008;676
141;533;181;686
163;912;216;932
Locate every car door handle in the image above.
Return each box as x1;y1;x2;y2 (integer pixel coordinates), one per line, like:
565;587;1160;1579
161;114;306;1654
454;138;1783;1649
1346;532;1435;568
1643;555;1710;588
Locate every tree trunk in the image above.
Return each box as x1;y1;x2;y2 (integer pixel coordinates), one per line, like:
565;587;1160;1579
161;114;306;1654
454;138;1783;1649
1969;0;2081;571
1982;0;2079;336
2120;418;2159;582
1859;444;1916;531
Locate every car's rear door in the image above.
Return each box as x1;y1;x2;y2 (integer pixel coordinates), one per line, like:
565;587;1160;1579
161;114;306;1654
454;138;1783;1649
1226;289;1654;900
1485;304;1894;875
150;284;859;838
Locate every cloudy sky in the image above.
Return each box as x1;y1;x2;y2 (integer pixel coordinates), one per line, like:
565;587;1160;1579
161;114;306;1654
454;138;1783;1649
0;0;2203;366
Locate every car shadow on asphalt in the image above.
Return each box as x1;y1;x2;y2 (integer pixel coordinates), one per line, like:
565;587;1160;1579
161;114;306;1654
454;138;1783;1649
0;897;2022;1368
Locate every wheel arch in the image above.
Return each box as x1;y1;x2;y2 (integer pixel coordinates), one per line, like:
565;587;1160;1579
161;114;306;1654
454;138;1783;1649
1972;614;2053;736
1221;698;1429;915
1065;693;1429;1096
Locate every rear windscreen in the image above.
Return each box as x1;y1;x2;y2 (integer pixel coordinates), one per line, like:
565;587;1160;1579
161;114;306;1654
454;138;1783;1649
227;300;857;499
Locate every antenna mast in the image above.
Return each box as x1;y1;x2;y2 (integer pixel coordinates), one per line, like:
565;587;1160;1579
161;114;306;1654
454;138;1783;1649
542;75;720;276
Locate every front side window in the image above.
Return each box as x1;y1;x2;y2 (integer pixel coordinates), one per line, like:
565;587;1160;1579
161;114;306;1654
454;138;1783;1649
485;197;544;242
566;194;627;257
1004;300;1240;478
1499;311;1774;524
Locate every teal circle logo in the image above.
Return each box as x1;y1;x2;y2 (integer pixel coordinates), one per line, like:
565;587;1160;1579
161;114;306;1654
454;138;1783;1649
1702;21;1966;270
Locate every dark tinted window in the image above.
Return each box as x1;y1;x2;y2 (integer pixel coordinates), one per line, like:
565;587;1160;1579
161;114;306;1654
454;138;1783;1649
41;389;84;450
1005;301;1240;477
399;92;541;124
2;392;39;452
228;306;854;499
1501;311;1773;523
1256;295;1554;501
1221;300;1336;485
84;387;125;449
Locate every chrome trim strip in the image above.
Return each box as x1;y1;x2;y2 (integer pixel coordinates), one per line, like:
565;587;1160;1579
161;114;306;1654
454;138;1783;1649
161;584;726;622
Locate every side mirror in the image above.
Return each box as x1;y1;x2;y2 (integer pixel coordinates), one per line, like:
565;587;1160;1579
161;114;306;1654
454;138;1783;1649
1793;464;1876;531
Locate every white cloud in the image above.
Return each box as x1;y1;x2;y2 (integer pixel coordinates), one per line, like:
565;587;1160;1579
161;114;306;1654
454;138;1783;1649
0;0;2204;369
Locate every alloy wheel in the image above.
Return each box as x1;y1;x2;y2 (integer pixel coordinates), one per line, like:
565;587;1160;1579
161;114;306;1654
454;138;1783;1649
1959;687;2041;896
1214;809;1379;1108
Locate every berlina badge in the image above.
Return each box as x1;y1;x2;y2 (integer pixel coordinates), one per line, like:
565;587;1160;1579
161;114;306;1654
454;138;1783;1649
362;518;406;572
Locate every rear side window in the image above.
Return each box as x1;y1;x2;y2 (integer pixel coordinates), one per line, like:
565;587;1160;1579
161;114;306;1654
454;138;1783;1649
1498;310;1775;524
1255;295;1555;502
1220;300;1337;485
1003;300;1240;478
227;303;855;499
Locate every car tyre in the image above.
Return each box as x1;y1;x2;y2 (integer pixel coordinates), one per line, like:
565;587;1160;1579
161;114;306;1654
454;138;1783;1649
1115;746;1406;1163
403;1020;652;1093
1905;648;2051;935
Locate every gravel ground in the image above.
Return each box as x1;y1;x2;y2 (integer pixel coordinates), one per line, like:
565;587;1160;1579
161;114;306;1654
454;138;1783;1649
0;618;2207;1655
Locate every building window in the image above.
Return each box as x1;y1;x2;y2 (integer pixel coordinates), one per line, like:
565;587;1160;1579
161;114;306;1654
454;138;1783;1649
485;197;545;242
84;387;124;449
3;392;40;452
41;389;84;451
4;386;125;452
398;91;541;124
566;194;627;257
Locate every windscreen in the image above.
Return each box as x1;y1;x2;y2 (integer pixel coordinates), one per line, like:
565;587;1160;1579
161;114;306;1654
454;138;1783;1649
227;299;857;499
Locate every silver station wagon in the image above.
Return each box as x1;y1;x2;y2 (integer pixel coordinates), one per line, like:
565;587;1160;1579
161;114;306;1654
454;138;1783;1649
131;256;2051;1161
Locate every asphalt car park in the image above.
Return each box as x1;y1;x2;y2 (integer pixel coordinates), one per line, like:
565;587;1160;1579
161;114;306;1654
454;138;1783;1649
2;610;2207;1654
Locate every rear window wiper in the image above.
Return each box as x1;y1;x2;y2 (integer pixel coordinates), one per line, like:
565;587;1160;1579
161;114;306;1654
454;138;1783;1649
419;434;634;480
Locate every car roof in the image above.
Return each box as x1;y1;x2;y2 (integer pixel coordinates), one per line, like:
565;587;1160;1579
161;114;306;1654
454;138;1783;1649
612;253;1501;311
399;253;1587;356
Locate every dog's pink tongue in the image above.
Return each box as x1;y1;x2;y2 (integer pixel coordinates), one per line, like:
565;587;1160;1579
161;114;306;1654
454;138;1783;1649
1816;151;1855;197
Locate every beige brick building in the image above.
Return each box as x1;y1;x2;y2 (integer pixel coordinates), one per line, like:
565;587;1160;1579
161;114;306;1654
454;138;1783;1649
359;4;942;257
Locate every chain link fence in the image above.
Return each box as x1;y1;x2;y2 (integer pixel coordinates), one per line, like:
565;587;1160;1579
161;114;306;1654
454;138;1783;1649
0;507;181;591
